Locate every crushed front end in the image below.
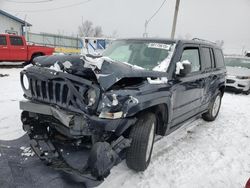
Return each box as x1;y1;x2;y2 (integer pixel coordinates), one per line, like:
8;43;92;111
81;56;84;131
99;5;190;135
19;64;136;186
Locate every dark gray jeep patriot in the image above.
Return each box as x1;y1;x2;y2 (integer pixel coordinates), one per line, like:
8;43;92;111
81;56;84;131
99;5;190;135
20;38;226;186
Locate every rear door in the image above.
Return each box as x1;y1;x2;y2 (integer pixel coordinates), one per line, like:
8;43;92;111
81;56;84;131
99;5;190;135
0;35;9;60
200;47;214;107
171;45;204;125
9;36;27;61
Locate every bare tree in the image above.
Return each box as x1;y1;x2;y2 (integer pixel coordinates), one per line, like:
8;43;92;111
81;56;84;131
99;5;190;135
105;30;118;38
93;26;103;37
111;30;118;38
78;20;94;37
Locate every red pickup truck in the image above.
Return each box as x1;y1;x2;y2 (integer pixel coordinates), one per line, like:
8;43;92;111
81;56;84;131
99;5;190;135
0;34;54;63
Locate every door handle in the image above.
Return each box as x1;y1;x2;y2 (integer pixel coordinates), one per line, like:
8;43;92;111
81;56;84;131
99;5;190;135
2;47;8;49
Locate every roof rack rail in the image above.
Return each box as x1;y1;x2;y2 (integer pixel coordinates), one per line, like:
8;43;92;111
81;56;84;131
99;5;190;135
192;38;217;45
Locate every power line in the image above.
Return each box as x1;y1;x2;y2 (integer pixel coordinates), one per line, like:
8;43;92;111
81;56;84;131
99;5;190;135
147;0;167;23
4;0;94;13
143;0;167;37
5;0;53;3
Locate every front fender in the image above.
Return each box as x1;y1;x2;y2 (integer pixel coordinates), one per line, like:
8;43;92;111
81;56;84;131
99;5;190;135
125;93;171;117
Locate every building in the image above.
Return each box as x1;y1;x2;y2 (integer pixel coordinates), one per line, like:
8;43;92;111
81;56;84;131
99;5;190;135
0;9;32;35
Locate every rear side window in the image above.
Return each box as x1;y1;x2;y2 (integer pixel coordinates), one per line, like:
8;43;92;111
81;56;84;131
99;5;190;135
214;49;225;68
0;36;7;45
202;47;212;70
10;36;24;46
181;48;201;72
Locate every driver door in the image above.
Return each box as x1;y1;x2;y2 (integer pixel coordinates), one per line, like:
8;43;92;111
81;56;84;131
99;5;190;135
171;45;204;126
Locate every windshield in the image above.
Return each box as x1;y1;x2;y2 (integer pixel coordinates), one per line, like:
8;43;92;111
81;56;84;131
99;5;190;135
225;57;250;69
102;40;175;70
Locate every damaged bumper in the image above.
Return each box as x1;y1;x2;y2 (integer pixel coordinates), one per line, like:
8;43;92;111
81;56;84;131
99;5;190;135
27;125;130;187
20;100;136;186
20;100;136;137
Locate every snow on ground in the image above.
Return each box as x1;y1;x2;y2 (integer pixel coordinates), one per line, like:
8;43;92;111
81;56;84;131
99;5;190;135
0;67;249;187
100;94;250;188
0;68;25;140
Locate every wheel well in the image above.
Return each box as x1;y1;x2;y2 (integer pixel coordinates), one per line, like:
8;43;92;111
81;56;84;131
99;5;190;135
30;53;44;63
219;85;225;96
137;104;169;136
32;52;44;58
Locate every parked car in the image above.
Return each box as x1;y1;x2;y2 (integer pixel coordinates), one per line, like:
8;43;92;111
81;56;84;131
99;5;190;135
246;178;250;188
246;51;250;57
0;34;54;63
225;56;250;94
19;38;226;186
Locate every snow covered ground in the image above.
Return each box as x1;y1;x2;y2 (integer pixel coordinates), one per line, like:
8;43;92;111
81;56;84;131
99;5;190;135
0;68;249;188
0;68;25;140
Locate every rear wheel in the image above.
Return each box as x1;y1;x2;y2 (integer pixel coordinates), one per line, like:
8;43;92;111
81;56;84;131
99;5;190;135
244;89;250;95
202;92;222;121
126;112;156;171
23;53;43;66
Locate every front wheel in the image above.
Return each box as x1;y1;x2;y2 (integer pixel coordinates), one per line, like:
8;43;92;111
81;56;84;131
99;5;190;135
126;112;156;171
202;92;222;121
244;89;250;95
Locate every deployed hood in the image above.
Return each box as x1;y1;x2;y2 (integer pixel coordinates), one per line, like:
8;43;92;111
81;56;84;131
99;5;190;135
33;55;168;90
226;66;250;77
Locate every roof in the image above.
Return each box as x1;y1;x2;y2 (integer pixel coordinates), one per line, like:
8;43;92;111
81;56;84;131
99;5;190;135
116;38;220;48
0;9;32;26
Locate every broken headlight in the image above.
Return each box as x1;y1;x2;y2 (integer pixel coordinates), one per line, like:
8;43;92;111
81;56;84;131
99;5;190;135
86;88;97;106
99;111;123;119
98;94;124;119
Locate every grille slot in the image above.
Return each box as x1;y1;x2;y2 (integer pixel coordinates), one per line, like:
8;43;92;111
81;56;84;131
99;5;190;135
226;79;235;84
28;77;96;113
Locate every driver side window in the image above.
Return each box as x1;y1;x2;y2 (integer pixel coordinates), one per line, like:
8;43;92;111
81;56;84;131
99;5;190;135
181;48;201;73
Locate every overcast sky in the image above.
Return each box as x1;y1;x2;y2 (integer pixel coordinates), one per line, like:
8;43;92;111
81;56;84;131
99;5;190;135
1;0;250;54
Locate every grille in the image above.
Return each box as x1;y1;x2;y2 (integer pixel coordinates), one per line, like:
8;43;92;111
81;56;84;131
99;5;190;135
226;79;235;84
29;78;95;113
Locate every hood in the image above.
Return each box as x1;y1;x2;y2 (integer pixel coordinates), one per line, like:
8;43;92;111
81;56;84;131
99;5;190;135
226;66;250;77
33;55;168;91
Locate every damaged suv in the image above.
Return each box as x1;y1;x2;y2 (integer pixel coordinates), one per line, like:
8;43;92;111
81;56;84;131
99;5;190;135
20;38;226;186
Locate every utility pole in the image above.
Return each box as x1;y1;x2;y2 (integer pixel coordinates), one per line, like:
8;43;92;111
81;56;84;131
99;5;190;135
24;14;28;40
171;0;180;39
143;20;149;38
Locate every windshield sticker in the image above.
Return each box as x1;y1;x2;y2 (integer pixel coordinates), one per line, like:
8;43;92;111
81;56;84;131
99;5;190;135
148;43;171;50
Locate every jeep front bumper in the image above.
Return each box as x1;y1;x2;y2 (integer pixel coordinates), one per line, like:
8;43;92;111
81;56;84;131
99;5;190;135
19;100;135;186
20;100;136;138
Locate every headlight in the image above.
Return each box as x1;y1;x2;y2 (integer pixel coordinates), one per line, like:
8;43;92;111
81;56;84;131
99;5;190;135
86;88;97;106
22;74;30;90
236;76;250;79
99;111;123;119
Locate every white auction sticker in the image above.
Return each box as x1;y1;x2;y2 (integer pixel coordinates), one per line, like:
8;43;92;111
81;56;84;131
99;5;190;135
148;43;171;50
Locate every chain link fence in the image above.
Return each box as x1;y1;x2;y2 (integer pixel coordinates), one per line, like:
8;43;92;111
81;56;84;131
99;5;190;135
26;32;83;53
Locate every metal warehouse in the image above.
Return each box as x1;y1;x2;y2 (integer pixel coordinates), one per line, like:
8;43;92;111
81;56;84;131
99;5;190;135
0;9;31;35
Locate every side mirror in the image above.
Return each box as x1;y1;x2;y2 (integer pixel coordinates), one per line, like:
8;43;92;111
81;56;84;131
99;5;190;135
176;61;192;77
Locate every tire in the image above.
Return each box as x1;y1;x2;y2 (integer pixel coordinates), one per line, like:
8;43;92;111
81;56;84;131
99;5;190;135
244;89;250;95
126;112;156;171
30;53;42;64
22;61;30;66
202;91;222;121
22;54;42;67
